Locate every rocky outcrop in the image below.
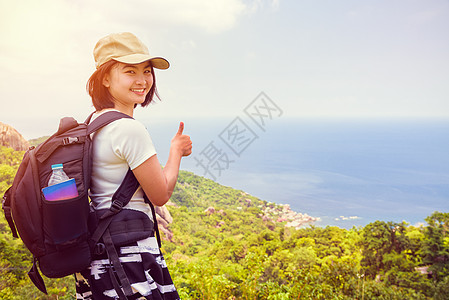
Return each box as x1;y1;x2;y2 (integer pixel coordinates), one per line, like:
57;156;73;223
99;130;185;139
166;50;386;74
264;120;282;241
204;207;226;216
0;122;29;151
205;203;318;230
261;204;319;229
155;203;175;241
204;206;215;215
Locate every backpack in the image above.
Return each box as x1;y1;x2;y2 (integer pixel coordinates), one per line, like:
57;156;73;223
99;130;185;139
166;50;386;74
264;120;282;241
2;111;161;297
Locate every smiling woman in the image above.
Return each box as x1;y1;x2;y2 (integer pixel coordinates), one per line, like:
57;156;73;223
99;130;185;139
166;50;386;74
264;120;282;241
74;32;190;300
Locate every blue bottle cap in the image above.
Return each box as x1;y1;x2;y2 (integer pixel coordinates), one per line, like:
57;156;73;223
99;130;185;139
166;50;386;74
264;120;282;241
51;164;63;170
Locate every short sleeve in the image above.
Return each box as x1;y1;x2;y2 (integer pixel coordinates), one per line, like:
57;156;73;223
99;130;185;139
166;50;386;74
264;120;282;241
108;119;157;170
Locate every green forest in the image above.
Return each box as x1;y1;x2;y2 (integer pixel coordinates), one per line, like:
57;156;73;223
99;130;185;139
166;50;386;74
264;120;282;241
0;145;448;299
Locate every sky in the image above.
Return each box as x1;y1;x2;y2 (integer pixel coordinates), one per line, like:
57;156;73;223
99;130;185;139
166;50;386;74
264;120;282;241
1;0;449;139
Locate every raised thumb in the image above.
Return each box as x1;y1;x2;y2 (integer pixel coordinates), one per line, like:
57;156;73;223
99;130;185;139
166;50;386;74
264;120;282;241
177;122;184;135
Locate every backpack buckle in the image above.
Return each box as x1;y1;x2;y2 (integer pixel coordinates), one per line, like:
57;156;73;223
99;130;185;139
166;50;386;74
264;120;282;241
2;187;10;208
99;199;124;220
110;199;123;213
94;243;106;255
62;137;79;145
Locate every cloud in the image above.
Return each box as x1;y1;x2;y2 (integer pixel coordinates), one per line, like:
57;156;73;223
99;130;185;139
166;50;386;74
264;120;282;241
0;1;66;59
67;0;250;34
77;0;281;34
246;0;280;13
0;0;250;52
335;216;361;221
0;0;276;71
0;0;98;75
148;0;247;33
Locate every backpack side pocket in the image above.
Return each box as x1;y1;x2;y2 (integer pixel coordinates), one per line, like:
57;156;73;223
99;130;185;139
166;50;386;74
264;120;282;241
39;191;91;277
42;192;90;246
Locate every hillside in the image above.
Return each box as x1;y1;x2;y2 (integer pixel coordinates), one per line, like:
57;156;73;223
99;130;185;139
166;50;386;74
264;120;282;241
0;144;448;299
28;136;49;147
170;170;318;228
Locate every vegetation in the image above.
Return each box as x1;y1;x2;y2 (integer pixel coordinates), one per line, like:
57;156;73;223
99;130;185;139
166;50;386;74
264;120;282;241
28;136;49;147
0;145;448;299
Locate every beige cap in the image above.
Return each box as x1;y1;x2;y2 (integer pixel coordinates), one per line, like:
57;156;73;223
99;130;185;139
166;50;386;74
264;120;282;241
93;32;170;69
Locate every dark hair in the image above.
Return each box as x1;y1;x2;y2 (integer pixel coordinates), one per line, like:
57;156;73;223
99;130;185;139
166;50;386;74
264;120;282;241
86;60;160;111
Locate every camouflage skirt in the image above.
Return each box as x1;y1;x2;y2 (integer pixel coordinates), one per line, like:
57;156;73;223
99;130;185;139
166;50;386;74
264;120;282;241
75;235;180;300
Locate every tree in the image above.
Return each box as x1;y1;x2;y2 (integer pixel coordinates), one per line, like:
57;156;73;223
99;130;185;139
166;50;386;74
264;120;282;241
360;221;410;279
422;211;449;281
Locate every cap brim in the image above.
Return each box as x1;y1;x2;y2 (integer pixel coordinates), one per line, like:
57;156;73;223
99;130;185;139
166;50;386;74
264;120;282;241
113;54;170;69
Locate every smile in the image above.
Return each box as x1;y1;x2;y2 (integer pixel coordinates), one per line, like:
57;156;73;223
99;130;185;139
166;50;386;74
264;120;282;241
131;88;145;93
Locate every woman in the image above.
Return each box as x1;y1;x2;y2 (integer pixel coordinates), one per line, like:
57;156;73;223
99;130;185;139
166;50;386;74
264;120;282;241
75;32;191;299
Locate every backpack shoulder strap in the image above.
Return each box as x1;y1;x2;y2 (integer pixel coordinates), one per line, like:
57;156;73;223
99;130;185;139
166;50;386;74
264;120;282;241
90;169;161;248
28;257;47;294
36;111;131;164
144;194;162;248
2;187;18;238
87;111;132;135
89;169;140;245
101;169;140;220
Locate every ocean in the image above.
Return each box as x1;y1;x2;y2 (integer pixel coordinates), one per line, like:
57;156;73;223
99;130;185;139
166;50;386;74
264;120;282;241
145;116;449;228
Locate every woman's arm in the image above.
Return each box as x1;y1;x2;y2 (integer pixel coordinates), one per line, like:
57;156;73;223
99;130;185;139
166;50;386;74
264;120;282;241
132;122;192;206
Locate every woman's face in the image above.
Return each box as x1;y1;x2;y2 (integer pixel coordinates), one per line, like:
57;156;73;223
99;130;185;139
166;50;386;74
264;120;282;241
102;61;154;109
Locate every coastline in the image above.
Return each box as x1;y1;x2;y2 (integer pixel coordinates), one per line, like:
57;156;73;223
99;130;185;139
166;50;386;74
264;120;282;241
261;203;319;229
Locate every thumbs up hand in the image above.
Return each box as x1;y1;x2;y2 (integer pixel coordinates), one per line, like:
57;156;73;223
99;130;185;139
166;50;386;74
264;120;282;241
176;122;185;136
171;122;192;157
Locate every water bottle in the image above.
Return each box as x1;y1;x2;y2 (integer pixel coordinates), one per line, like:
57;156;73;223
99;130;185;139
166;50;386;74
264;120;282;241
48;164;70;186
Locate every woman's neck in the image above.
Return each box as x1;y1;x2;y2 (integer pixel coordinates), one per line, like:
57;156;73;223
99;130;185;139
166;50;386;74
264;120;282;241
96;106;133;118
113;103;134;117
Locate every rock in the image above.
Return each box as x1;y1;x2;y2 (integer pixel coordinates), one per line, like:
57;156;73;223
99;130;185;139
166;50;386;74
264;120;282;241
0;122;29;151
215;220;225;228
156;214;169;228
158;224;174;241
155;205;173;224
154;205;174;241
262;215;272;222
261;201;318;229
217;209;226;216
165;200;177;207
204;207;215;214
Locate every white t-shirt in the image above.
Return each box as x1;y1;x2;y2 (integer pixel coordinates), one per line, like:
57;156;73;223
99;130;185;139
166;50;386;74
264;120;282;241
89;109;157;220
